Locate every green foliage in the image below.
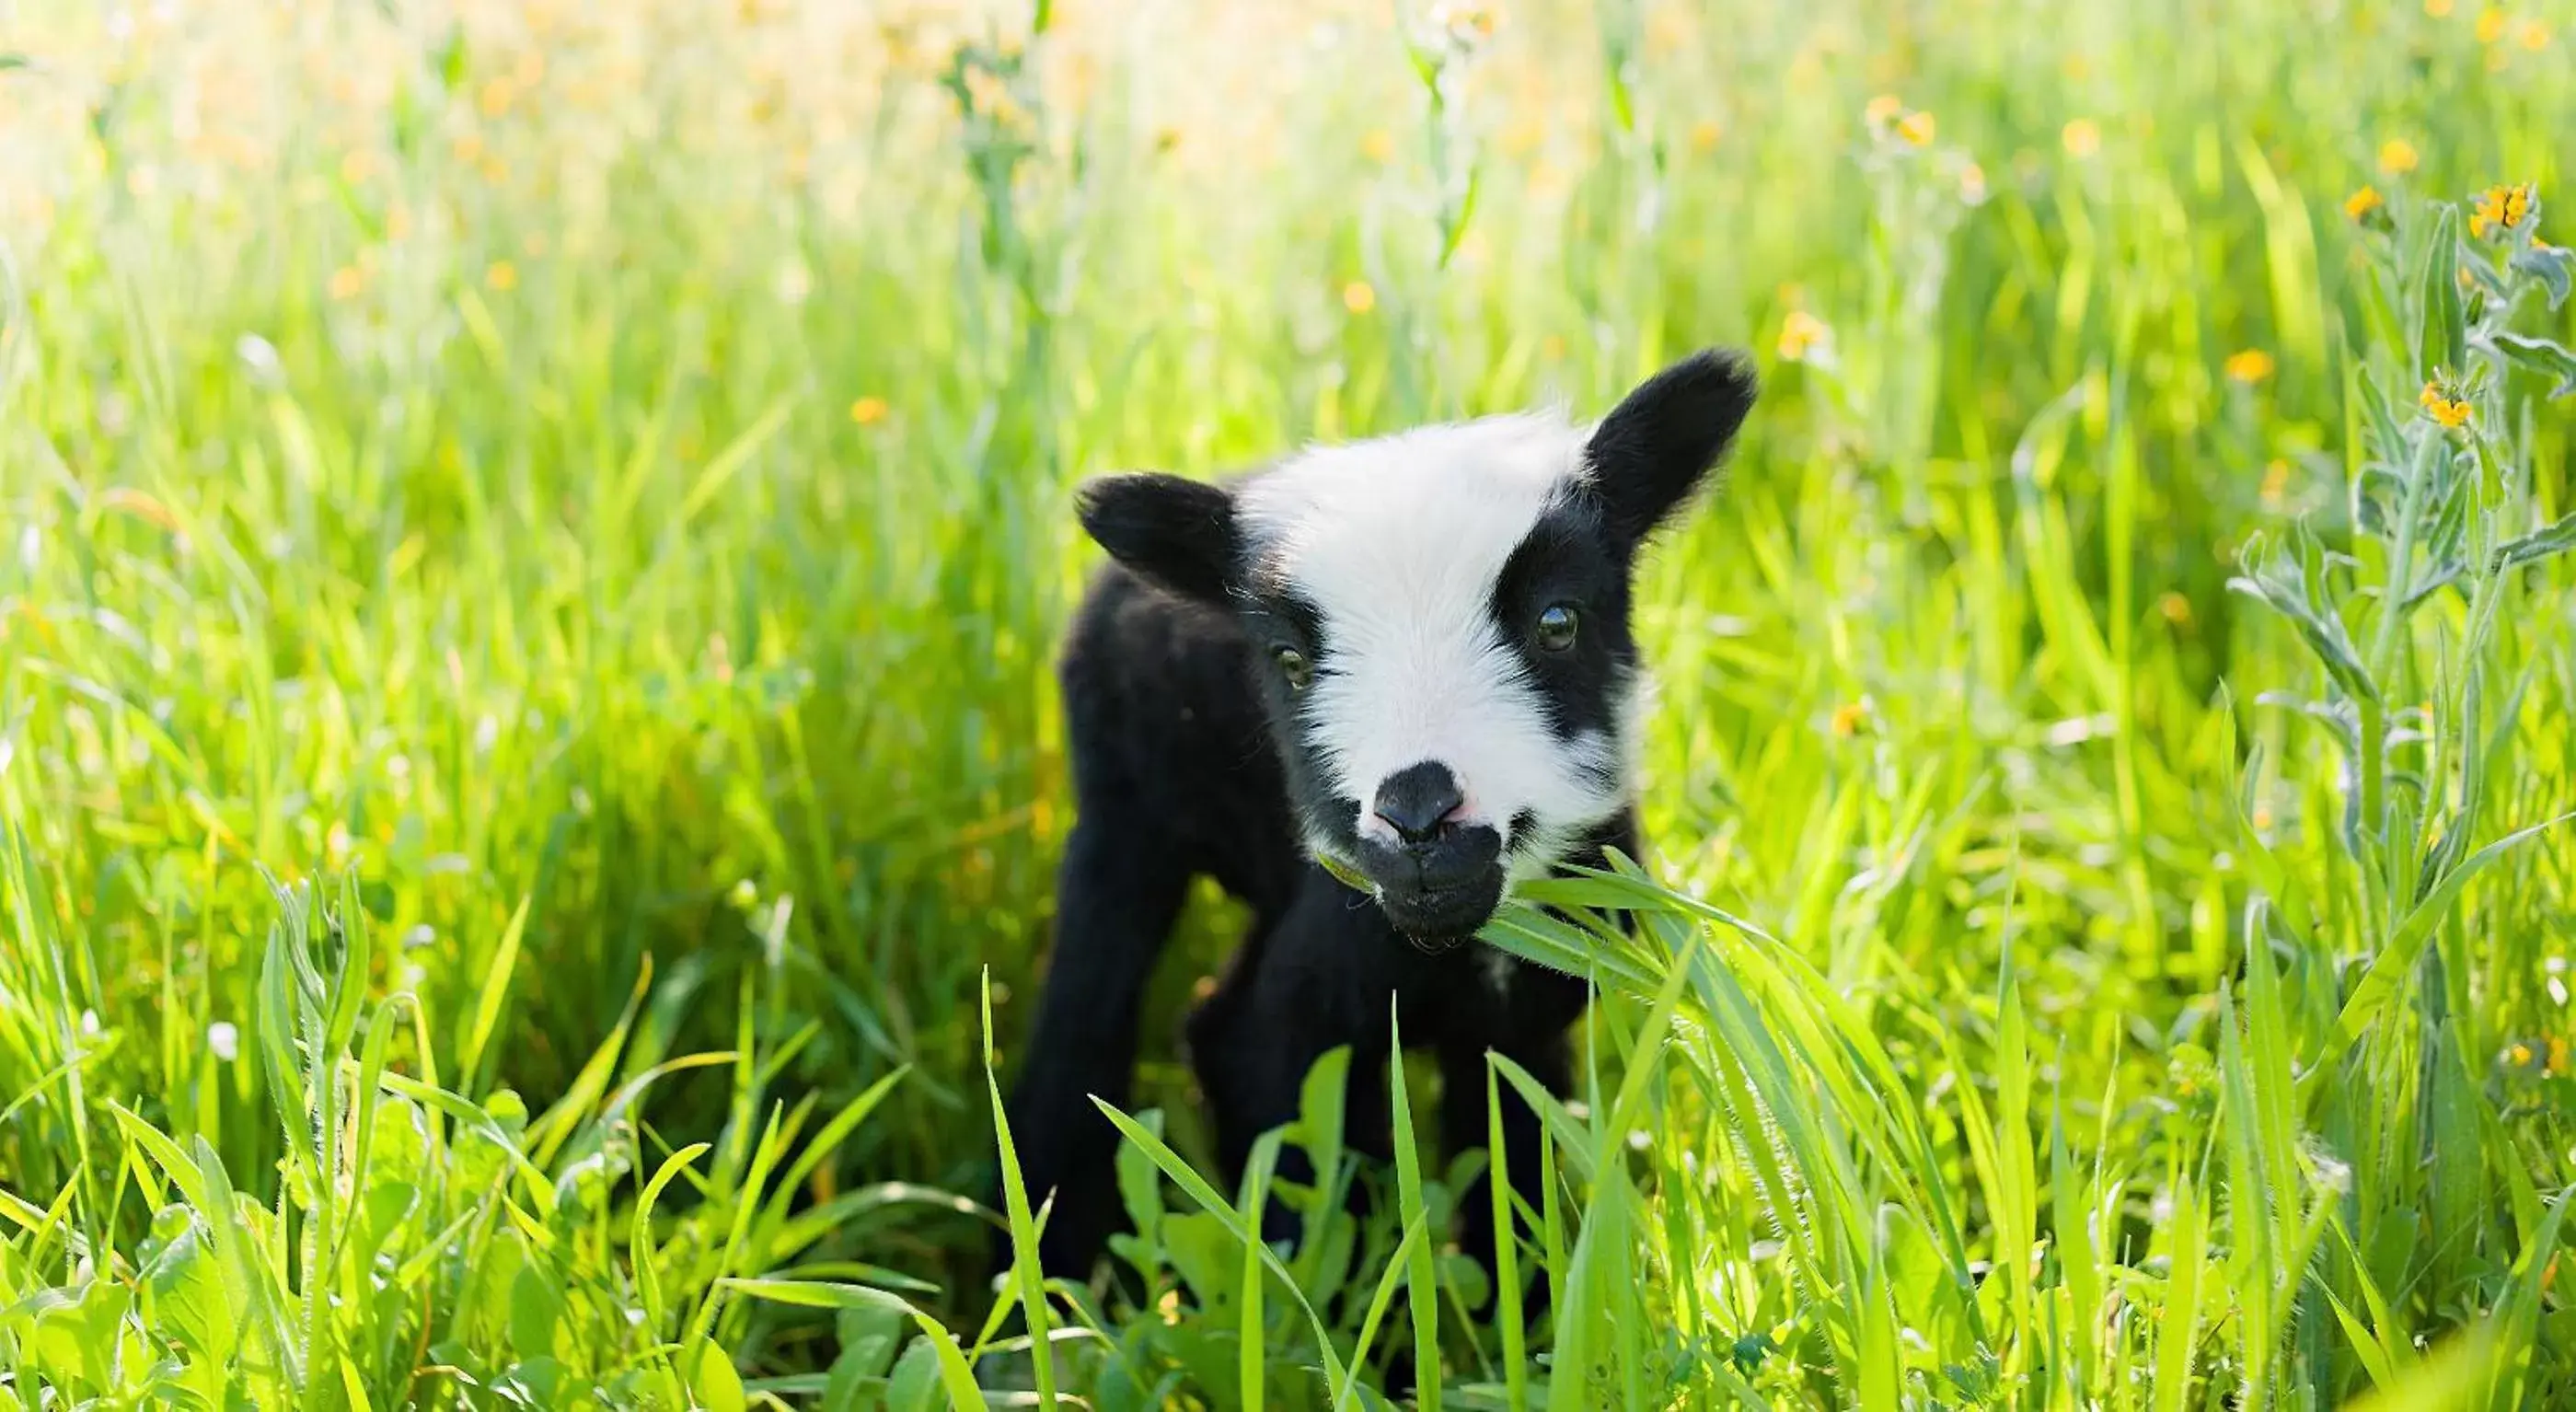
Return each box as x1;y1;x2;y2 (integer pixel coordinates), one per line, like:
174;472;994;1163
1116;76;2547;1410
5;0;2576;1406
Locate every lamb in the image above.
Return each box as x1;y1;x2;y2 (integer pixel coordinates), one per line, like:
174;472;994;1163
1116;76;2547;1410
998;350;1759;1286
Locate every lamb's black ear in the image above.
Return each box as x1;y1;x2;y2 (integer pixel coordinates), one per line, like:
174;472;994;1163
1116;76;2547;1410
1585;349;1759;549
1075;472;1241;605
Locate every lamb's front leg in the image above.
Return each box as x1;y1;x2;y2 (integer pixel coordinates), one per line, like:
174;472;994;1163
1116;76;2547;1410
1185;870;1395;1249
999;819;1191;1283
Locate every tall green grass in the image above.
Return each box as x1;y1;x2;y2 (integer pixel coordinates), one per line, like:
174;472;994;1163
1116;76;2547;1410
4;0;2573;1405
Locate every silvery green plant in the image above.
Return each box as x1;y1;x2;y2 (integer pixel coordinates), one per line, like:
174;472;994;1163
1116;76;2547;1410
2233;183;2572;949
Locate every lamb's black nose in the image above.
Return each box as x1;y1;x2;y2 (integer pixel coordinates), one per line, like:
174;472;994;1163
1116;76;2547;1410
1372;762;1464;846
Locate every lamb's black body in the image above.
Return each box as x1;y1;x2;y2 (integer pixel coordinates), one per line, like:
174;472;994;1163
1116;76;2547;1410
995;348;1759;1291
1002;564;1621;1281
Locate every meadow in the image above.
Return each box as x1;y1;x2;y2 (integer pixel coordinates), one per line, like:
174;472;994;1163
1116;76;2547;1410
4;0;2575;1406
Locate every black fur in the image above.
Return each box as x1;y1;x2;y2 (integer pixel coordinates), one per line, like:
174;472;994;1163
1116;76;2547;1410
1073;472;1242;606
1580;349;1759;550
996;352;1756;1294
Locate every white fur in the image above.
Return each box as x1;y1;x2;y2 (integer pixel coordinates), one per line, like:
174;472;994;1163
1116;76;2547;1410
1236;412;1634;861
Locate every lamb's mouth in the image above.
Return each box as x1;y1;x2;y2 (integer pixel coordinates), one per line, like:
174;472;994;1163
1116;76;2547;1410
1375;873;1506;952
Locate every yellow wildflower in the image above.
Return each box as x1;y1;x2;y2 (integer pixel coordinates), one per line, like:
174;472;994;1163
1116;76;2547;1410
849;396;889;426
1958;160;1989;204
2469;182;2533;238
329;265;364;301
1896;110;1935;147
2157;592;2193;625
2378;139;2419;175
1690;118;1724;153
1361;129;1395;164
2519;19;2550;50
2549;1036;2569;1075
2424;0;2453;13
2420;381;2472;429
1829;700;1871;737
2344;185;2386;223
2475;6;2505;42
2224;349;2276;384
2062;119;2101;158
484;260;517;292
2511;1043;2535;1066
1777;309;1832;363
1864;93;1904;126
1342;280;1377;314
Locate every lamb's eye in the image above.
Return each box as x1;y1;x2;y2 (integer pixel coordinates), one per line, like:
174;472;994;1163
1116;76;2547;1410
1275;646;1314;692
1534;604;1579;652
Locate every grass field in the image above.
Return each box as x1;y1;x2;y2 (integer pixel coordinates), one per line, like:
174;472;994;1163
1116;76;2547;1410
5;0;2576;1406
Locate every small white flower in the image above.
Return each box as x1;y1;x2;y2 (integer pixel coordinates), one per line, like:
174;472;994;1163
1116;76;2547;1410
234;333;283;389
79;1008;101;1036
774;260;814;306
207;1021;239;1062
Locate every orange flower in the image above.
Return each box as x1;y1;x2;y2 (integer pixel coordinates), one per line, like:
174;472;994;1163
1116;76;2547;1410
2224;349;2276;384
2469;182;2533;238
2344;185;2387;224
1777;309;1832;363
849;396;890;425
2419;381;2472;428
1896;110;1935;147
2260;458;2293;508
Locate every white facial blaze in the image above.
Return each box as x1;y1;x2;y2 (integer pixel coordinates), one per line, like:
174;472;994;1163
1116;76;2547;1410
1236;412;1633;860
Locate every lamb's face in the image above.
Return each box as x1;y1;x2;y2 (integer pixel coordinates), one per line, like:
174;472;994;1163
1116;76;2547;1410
1229;419;1638;940
1077;351;1757;946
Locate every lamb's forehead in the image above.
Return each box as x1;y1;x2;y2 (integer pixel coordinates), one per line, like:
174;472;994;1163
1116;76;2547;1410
1235;412;1593;588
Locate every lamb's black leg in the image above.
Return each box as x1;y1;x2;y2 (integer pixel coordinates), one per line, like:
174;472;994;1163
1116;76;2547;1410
1441;1029;1571;1320
1184;881;1393;1252
998;818;1190;1281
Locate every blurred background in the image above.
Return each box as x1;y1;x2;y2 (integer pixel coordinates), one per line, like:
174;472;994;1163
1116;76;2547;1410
3;0;2572;1401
